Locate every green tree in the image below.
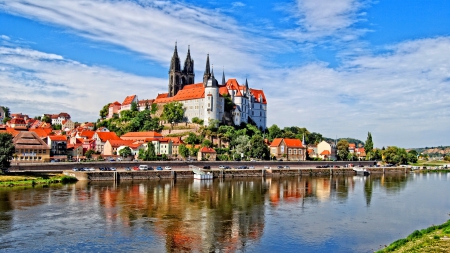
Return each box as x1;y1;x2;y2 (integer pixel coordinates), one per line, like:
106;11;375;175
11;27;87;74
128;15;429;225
85;149;95;159
1;107;10;124
119;146;132;158
383;146;408;165
407;150;418;163
0;133;15;173
192;117;204;125
249;135;269;160
365;132;374;160
99;103;110;119
130;101;138;112
337;139;349;161
202;139;213;148
178;144;189;159
268;124;282;142
162;102;184;126
53;124;62;130
142;142;157;161
185;132;200;145
42;115;51;123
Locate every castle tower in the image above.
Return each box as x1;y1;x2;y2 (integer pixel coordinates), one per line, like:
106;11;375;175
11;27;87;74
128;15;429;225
183;45;195;85
168;42;182;97
204;67;220;127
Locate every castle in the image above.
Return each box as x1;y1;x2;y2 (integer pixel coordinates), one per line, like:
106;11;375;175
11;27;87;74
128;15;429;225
109;43;267;130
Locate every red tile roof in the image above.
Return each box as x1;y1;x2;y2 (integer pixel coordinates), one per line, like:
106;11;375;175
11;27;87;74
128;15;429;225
107;139;134;148
249;88;267;104
200;147;216;153
79;130;95;139
49;135;67;141
96;132;121;142
122;95;137;105
320;150;331;155
154;83;206;103
270;138;283;147
284;138;304;148
109;101;121;107
223;79;244;96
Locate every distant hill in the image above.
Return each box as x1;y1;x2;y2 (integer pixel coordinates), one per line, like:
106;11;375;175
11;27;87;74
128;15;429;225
410;146;450;156
323;137;364;147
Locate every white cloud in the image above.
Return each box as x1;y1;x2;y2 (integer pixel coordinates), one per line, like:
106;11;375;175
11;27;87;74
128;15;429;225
231;2;246;8
1;35;10;40
0;46;166;122
0;0;280;76
263;37;450;147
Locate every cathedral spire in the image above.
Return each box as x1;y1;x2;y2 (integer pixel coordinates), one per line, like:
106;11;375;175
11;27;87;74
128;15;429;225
222;67;225;86
170;41;181;72
203;54;211;86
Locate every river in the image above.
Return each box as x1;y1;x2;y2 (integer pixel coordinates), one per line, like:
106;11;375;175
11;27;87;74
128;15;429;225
0;172;449;253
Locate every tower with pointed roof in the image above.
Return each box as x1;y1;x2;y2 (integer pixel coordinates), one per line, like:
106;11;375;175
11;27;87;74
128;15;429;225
204;66;221;127
168;42;195;97
203;54;211;86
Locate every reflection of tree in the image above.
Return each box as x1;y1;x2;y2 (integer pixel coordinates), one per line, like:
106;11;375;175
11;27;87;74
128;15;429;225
364;178;373;206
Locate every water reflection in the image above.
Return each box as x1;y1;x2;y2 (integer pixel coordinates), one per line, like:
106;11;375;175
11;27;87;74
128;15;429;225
0;173;424;252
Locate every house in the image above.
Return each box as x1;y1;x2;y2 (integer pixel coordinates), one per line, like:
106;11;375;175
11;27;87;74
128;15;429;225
104;139;134;156
121;95;138;112
167;137;184;160
47;135;68;158
349;143;356;153
198;146;216;161
9;118;27;130
355;147;366;160
61;119;75;131
107;101;121;119
270;138;306;161
120;131;163;142
317;141;337;160
67;143;83;160
92;132;121;154
48;112;71;125
12;131;51;163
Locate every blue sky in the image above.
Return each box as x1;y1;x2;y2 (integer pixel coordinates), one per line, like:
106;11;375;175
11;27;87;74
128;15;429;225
1;0;449;148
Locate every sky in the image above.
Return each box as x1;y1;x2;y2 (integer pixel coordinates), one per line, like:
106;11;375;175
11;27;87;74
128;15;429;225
0;0;449;148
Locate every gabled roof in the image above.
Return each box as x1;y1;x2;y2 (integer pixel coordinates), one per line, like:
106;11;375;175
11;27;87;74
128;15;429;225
109;101;121;107
284;138;304;148
167;137;184;145
96;132;121;142
249;88;267;104
13;131;50;149
30;128;52;138
270;138;283;147
199;146;216;153
10;118;26;124
79;130;95;139
349;143;356;149
122;95;137;105
223;79;244;96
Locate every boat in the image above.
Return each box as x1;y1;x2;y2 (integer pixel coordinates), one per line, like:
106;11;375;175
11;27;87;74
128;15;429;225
192;168;213;180
353;167;370;176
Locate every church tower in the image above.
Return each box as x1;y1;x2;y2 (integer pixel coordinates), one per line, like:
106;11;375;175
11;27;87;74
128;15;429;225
168;42;182;97
183;46;195;85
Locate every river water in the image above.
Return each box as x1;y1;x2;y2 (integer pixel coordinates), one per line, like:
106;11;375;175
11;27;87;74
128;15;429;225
0;173;449;253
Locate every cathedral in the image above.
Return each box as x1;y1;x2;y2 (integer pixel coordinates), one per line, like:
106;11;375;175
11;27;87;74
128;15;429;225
154;43;268;130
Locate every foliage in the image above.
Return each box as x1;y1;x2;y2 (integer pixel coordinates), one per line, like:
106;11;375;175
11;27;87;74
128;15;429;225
365;132;374;160
2;106;11;124
382;146;408;165
185;132;200;145
41;115;51;123
151;103;158;114
407;150;418;163
268;124;282;141
178;144;189;158
140;142;157;161
161;102;184;124
0;133;15;173
202;139;213;148
192;117;204;125
130;101;138;112
249;135;269;160
221;93;235;112
53;124;62;130
99;103;110;119
337;139;349;161
119;146;132;157
85;149;95;159
97;108;162;136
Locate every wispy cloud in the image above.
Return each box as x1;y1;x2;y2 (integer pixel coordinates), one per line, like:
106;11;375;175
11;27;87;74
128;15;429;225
0;46;165;121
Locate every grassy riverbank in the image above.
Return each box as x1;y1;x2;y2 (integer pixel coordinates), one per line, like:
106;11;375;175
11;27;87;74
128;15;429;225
0;174;78;187
376;219;450;252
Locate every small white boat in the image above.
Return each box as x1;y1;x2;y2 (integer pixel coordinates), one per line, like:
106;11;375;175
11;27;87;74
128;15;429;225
193;168;213;180
353;167;370;176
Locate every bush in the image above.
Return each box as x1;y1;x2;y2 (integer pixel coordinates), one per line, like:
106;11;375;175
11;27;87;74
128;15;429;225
60;176;78;184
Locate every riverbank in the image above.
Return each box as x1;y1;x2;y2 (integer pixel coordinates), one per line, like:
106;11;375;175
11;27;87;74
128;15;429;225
0;174;78;187
376;219;450;252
